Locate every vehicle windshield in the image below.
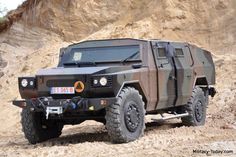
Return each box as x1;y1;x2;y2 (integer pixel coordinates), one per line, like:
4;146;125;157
61;45;140;65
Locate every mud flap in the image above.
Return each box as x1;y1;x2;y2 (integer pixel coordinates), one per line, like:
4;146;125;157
12;100;27;108
209;87;216;97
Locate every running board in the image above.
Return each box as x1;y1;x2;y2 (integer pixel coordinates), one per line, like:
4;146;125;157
151;113;189;122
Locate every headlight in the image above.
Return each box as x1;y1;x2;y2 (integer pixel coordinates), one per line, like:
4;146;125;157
91;76;112;88
29;81;34;86
21;79;28;87
99;77;107;86
19;77;36;89
93;79;98;85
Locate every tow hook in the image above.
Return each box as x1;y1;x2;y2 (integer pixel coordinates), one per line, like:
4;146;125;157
46;106;63;119
44;97;83;119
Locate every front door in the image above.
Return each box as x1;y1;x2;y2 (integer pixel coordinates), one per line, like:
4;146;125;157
169;43;194;106
152;42;176;109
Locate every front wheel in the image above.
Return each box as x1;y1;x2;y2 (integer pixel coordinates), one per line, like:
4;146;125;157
105;87;145;143
21;108;63;144
181;86;207;126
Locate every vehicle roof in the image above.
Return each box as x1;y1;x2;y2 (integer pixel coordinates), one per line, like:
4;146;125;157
67;38;207;51
69;38;147;46
68;38;189;46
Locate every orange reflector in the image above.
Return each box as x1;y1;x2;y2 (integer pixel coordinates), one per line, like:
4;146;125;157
74;81;85;93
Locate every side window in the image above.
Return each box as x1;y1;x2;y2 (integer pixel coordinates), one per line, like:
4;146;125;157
175;48;184;57
157;48;167;58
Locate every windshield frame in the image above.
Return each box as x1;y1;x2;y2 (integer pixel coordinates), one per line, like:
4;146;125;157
59;45;143;66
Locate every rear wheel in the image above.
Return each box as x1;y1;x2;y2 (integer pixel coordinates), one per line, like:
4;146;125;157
105;87;145;143
181;86;207;126
21;108;63;144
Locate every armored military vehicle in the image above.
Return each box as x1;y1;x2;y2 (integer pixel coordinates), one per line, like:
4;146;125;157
13;38;216;144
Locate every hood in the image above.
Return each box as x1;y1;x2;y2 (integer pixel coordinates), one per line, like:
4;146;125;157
36;66;131;76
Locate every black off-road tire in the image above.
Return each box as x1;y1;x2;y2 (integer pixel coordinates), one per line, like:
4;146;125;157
21;108;63;144
204;88;209;107
105;87;145;143
181;86;207;126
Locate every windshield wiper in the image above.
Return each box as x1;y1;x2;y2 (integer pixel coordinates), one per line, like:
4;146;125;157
121;51;139;63
63;61;96;66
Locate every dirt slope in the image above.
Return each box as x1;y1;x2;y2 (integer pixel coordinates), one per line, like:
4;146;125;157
17;0;236;54
2;0;236;53
0;0;235;156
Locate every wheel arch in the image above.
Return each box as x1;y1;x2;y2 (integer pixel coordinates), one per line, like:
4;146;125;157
194;76;208;86
116;81;147;108
193;76;210;99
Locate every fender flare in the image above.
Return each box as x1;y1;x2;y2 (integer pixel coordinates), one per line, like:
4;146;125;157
116;80;147;105
193;75;208;87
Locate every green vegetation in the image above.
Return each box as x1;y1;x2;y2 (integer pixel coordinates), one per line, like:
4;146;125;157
0;2;7;18
0;3;7;24
0;3;7;25
0;17;5;23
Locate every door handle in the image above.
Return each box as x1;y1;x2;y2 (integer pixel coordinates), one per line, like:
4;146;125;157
158;64;163;68
169;75;176;80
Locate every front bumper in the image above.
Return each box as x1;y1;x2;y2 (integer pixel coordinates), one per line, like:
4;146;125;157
13;97;116;118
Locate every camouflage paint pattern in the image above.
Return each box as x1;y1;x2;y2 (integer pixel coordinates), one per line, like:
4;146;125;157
18;38;215;112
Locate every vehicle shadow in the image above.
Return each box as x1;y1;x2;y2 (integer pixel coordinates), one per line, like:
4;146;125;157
1;121;184;148
145;121;184;132
45;130;110;146
40;121;184;146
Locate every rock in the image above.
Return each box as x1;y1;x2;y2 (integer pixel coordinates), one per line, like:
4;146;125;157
220;124;236;130
0;72;4;78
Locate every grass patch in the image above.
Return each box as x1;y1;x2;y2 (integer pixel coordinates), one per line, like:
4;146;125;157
0;16;6;23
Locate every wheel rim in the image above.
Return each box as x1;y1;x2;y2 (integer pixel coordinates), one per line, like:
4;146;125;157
124;101;140;132
195;101;203;122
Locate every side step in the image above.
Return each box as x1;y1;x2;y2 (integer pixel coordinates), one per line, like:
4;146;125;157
151;113;189;122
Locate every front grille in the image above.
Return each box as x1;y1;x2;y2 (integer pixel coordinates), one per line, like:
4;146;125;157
46;79;76;87
107;77;113;86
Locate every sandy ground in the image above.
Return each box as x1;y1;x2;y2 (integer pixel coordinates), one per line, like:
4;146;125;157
0;45;235;157
0;0;235;156
0;117;235;157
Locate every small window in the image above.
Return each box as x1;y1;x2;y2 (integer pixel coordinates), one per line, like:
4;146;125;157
175;48;184;56
157;48;166;58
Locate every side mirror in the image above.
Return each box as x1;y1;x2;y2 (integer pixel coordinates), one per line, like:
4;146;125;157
58;48;66;67
59;48;66;58
132;63;142;69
